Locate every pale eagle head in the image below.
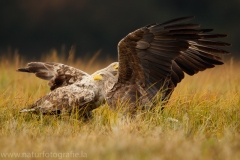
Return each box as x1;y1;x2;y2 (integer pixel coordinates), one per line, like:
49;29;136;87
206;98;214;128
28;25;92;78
105;62;118;76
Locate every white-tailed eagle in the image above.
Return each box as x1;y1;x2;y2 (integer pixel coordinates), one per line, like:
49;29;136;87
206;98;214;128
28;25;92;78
105;16;230;111
18;62;118;118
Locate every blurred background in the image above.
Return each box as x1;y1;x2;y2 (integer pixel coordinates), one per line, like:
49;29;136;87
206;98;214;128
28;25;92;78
0;0;239;61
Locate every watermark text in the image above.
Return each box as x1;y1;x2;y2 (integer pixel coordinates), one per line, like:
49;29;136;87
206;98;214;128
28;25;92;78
0;151;87;159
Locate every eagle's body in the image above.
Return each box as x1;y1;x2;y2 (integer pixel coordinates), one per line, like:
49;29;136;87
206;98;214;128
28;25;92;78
17;16;230;116
22;78;98;114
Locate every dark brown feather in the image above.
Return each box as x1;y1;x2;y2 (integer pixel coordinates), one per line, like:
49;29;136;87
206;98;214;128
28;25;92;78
164;24;200;30
192;39;231;47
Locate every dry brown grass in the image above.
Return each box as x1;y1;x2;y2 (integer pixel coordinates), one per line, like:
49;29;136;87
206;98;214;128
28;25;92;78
0;51;239;160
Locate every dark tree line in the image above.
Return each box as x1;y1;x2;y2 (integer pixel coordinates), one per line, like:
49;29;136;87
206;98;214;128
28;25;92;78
0;0;239;59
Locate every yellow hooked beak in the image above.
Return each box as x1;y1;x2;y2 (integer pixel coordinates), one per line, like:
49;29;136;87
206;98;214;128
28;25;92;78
113;64;118;70
93;74;103;80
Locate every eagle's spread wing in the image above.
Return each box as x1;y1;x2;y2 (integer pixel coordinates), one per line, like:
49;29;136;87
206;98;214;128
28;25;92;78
17;62;90;90
109;16;230;107
20;81;98;116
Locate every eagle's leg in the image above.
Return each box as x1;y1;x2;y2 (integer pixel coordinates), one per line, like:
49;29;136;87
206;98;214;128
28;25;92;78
82;111;93;122
72;105;94;121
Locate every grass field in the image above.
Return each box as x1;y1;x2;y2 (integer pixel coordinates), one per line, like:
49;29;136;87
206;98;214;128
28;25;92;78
0;51;239;160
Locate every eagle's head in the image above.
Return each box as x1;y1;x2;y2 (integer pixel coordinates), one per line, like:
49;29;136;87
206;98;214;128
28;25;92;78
105;62;118;76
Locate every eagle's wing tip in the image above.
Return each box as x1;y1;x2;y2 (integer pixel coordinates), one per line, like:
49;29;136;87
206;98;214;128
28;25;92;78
16;68;29;72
